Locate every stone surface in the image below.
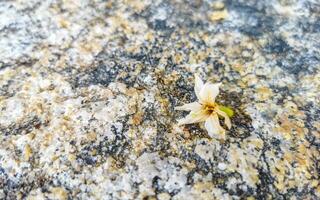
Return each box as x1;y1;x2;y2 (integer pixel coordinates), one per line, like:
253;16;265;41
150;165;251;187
0;0;319;199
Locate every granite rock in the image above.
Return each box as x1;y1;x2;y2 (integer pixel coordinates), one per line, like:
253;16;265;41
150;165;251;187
0;0;319;199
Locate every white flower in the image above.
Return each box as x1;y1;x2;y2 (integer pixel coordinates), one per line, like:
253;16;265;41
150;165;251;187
175;75;231;139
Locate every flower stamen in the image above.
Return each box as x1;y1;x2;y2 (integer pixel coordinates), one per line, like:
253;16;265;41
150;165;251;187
203;104;216;114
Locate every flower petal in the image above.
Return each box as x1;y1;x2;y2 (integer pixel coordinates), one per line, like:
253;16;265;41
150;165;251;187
194;74;204;100
216;108;232;129
199;82;221;104
204;114;225;139
177;110;208;125
175;102;202;111
204;114;220;136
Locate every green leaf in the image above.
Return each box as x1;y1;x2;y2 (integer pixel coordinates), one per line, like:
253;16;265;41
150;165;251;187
219;106;234;117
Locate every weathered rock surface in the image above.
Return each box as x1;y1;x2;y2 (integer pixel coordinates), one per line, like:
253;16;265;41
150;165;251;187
0;0;319;199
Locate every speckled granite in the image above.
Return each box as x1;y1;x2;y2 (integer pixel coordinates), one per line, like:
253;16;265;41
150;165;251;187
0;0;319;199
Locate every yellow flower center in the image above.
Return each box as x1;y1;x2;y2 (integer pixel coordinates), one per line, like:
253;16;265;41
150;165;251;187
203;103;217;115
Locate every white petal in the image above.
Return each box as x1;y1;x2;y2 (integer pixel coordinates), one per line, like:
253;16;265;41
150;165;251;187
175;102;202;111
216;108;232;129
199;82;221;104
204;114;225;138
194;74;204;100
177;110;208;125
204;114;220;137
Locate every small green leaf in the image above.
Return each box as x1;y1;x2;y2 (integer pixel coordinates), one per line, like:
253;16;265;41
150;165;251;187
219;106;234;117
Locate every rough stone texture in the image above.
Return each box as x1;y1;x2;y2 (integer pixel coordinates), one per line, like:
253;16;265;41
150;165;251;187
0;0;319;199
